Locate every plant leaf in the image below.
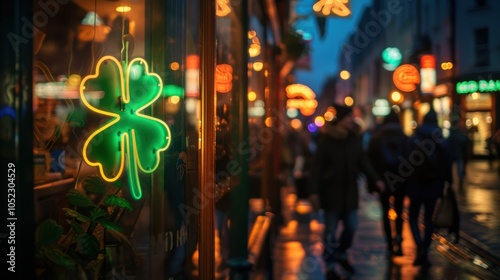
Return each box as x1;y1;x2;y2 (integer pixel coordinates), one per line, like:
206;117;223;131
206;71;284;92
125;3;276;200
63;208;90;222
67;220;85;234
35;219;63;246
66;189;95;208
104;195;134;211
91;207;111;222
38;246;75;268
75;233;100;260
99;219;122;231
82;176;107;195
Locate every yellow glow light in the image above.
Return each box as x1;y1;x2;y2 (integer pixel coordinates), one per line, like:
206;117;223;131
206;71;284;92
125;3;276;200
216;0;232;17
344;96;354;106
314;116;325;127
248;91;257;102
169;96;180;104
170;62;180;71
340;70;350;80
248;30;257;39
290;119;302;130
265;117;274;128
249;44;261;57
441;62;453;70
253;62;264;71
324;106;336;121
313;0;351;17
391;91;402;103
116;6;132;13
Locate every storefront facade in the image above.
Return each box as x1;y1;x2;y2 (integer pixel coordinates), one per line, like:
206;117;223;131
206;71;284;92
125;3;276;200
1;0;284;279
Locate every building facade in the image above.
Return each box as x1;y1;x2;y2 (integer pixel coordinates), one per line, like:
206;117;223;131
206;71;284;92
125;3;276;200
337;0;500;157
0;0;289;279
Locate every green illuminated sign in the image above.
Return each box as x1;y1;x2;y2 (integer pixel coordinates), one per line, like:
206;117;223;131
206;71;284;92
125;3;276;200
382;47;402;71
80;56;171;200
456;79;500;94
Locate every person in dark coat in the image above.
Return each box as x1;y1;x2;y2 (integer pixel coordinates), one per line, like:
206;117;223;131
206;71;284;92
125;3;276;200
367;109;409;258
406;108;452;267
309;104;384;278
448;116;470;189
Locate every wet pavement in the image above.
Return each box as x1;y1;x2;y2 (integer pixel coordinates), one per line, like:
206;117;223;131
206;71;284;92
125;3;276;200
271;159;500;279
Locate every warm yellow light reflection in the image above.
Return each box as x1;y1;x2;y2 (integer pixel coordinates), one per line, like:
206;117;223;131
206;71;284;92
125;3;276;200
290;119;302;130
388;208;397;220
169;96;180;104
265;117;274;127
296;200;313;215
248;91;257;102
248;30;257;39
249;44;261;57
325;106;337;121
170;62;180;71
340;70;350;80
314;116;325;127
116;6;132;13
253;62;264;71
391;91;402;103
473;117;479;126
471;92;479;100
441;62;453;70
344;96;354;106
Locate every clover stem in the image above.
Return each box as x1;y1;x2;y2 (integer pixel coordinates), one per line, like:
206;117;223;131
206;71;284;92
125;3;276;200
125;133;142;200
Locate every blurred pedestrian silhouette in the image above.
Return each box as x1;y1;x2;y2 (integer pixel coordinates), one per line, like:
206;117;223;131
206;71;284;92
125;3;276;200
367;108;409;258
308;103;384;278
405;108;452;267
448;115;470;189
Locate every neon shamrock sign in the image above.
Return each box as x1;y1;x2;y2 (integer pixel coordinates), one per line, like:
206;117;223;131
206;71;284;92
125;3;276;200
80;56;171;200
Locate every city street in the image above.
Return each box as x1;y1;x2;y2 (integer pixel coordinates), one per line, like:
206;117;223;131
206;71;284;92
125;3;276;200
272;159;500;279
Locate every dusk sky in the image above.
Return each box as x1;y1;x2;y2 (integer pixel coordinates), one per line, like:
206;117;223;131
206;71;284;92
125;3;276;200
293;0;373;96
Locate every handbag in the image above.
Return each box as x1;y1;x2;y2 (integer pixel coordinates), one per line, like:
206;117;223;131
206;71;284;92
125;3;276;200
434;185;458;229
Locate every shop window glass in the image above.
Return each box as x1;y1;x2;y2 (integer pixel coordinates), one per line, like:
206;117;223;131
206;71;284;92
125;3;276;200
32;0;200;279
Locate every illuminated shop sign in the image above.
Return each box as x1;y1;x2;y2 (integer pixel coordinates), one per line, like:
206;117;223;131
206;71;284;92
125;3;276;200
420;54;436;94
456;79;500;94
216;0;231;17
286;84;318;116
80;56;172;200
393;64;420;92
186;55;200;98
313;0;351;17
215;64;233;93
372;99;391;116
381;47;402;71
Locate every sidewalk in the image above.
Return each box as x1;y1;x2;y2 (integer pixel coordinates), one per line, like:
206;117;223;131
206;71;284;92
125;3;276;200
272;169;497;279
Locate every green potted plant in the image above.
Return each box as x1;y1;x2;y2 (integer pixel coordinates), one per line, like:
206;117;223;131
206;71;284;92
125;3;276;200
35;173;135;280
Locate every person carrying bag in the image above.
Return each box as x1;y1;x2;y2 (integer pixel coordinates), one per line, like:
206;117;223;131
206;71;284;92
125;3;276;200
434;183;460;243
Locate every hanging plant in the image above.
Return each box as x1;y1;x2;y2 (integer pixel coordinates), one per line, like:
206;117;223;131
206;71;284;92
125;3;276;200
282;28;309;61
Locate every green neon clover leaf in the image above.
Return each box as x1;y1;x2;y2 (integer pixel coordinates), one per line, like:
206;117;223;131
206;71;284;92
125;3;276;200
80;56;171;200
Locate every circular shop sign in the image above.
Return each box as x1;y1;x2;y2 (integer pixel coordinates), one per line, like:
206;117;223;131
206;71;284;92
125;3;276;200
393;64;420;92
